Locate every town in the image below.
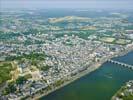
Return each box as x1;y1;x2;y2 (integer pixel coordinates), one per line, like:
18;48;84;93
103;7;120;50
0;9;133;99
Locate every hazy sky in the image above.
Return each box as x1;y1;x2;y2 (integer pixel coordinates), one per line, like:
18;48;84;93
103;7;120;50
1;0;133;9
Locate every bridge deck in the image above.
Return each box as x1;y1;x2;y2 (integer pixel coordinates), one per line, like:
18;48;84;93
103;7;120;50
107;59;133;70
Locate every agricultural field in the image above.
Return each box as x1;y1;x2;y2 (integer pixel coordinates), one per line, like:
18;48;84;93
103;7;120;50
99;37;115;43
115;39;132;45
99;36;132;45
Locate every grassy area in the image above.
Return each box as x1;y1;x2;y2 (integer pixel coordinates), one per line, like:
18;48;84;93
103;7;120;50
99;37;115;43
5;52;46;61
5;52;49;72
115;39;131;45
0;62;13;84
55;30;95;40
99;36;132;45
53;79;64;87
123;95;133;100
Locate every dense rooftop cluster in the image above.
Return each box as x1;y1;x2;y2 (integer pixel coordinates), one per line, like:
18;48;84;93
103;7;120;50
0;9;133;99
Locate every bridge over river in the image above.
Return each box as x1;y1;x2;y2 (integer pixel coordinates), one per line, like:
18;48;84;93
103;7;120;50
107;59;133;70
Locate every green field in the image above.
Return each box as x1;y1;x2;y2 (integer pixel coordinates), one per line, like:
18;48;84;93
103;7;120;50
0;62;13;84
115;39;131;45
99;36;132;45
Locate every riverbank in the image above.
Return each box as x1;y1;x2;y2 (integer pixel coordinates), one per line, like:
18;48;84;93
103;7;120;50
27;47;133;100
111;80;133;100
31;63;102;100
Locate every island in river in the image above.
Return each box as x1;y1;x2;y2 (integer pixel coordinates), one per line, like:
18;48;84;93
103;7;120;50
112;80;133;100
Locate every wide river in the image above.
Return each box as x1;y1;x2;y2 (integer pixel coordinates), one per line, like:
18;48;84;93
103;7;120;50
41;51;133;100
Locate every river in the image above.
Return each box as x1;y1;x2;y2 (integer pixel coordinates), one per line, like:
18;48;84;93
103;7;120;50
40;51;133;100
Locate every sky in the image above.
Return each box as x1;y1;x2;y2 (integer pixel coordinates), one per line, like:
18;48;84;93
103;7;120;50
1;0;133;10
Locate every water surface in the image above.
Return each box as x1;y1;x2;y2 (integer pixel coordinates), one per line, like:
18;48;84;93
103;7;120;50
41;52;133;100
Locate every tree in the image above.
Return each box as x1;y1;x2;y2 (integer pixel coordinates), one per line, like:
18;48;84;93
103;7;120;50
16;76;27;85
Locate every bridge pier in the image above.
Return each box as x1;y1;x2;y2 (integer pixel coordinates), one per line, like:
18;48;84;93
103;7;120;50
107;59;133;70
